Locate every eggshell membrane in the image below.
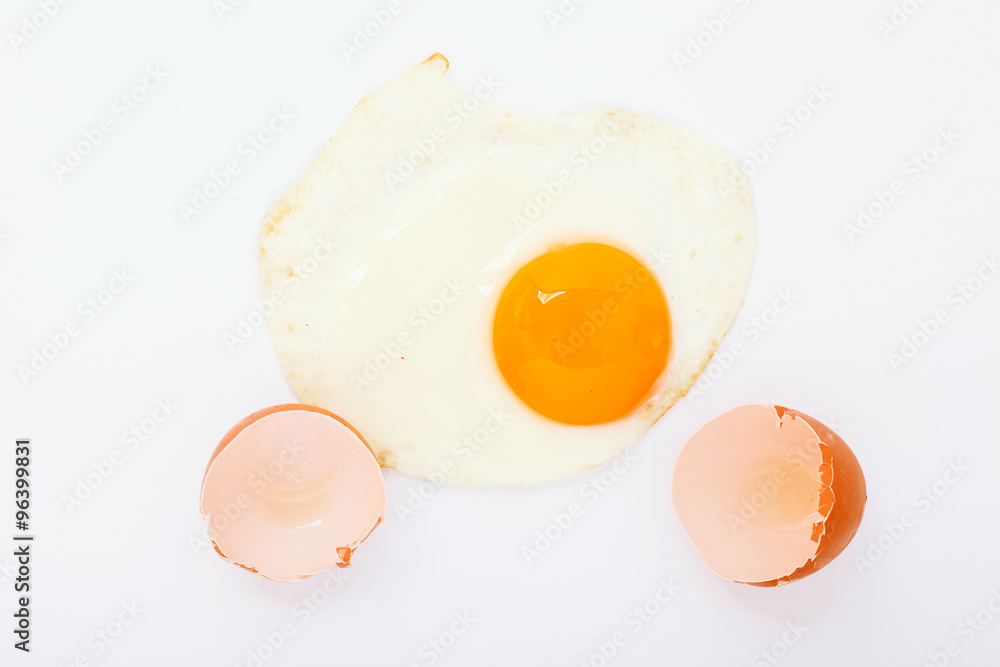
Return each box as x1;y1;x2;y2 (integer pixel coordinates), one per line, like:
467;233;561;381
671;404;866;586
200;404;386;582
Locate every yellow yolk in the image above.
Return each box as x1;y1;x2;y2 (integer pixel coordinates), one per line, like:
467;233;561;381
492;243;671;425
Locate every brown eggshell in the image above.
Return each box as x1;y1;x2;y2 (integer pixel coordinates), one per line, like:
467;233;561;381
671;404;866;586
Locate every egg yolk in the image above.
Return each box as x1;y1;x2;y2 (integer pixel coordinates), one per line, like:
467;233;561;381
492;243;671;425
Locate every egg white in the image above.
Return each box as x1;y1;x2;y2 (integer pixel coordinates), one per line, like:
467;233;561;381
259;54;755;485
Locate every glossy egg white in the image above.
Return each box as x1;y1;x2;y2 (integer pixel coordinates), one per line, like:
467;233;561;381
258;54;756;485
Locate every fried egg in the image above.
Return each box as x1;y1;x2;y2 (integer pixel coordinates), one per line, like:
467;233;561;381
258;54;755;485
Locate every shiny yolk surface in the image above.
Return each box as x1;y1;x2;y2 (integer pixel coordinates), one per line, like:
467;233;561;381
492;243;671;425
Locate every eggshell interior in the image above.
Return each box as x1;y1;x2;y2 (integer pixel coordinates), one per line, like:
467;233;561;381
671;404;866;586
200;404;386;582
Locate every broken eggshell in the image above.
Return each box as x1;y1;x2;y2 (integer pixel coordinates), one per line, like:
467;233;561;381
671;404;866;586
200;404;386;582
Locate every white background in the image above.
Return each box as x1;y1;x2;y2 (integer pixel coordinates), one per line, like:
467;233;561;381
2;1;1000;666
